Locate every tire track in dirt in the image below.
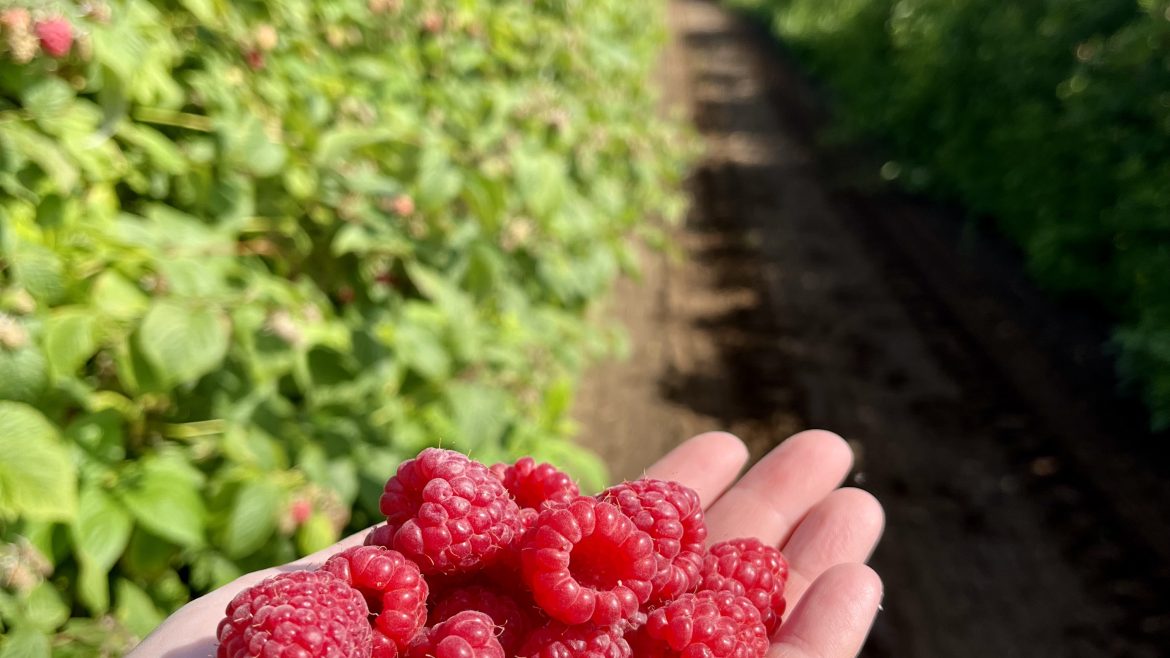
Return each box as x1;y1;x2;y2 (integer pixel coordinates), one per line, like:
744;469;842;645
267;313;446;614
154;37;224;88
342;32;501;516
573;1;1170;655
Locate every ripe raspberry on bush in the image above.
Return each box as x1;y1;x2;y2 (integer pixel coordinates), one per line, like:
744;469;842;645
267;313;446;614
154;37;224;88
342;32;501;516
321;545;428;653
215;570;372;658
374;448;523;575
34;17;71;58
430;585;537;655
492;456;580;511
701;537;789;635
598;478;708;602
637;590;769;658
521;496;656;626
407;611;504;658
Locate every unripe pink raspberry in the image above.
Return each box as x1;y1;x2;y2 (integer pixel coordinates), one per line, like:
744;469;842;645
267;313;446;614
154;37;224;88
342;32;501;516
391;194;415;216
1;8;31;32
34;18;71;58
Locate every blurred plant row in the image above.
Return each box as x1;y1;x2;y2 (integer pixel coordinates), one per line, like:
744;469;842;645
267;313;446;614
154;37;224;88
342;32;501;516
730;0;1170;427
0;0;692;653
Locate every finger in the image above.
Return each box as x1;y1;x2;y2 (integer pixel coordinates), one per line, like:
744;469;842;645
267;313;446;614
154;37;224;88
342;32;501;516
706;430;854;545
770;563;883;658
644;431;749;508
779;488;885;603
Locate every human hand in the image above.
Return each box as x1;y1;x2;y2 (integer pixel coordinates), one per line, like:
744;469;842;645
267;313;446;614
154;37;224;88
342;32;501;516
128;429;883;658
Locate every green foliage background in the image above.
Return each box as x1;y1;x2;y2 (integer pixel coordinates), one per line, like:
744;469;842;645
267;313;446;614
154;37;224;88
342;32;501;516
729;0;1170;427
0;0;692;653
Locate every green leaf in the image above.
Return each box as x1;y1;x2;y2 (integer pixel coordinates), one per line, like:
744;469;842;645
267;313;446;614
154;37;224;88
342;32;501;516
138;301;230;386
314;128;395;165
66;411;126;463
118;456;206;548
0;627;50;658
222;480;281;559
0;402;77;521
42;309;98;380
0;347;48;404
529;440;609;495
76;560;110;615
21;582;68;632
513;148;566;218
296;512;337;555
91;271;148;321
416;145;463;212
21;77;74;132
189;551;242;592
118;123;188;175
114;579;164;640
445;383;510;451
393;321;450;380
3;124;78;191
120;531;176;581
9;246;65;306
71;486;132;570
178;0;218;24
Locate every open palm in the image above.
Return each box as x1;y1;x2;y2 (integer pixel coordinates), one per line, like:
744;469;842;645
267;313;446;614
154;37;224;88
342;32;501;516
130;430;884;658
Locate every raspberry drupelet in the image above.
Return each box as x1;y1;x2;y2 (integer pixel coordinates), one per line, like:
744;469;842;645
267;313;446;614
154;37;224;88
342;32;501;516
374;448;523;575
519;621;632;658
215;570;372;658
407;610;504;658
320;545;428;653
638;590;769;658
598;478;708;602
701;537;790;635
492;456;580;511
430;584;537;655
521;496;656;626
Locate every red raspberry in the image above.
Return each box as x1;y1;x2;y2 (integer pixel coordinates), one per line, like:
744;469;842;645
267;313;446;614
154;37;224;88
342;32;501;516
321;545;428;652
519;622;631;658
491;457;579;510
34;18;71;58
376;448;523;575
216;570;372;658
598;478;708;602
430;585;535;655
407;611;504;658
639;590;769;658
521;496;656;626
701;537;789;635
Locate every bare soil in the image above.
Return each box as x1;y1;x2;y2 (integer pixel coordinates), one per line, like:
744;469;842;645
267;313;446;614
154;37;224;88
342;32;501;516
572;1;1170;656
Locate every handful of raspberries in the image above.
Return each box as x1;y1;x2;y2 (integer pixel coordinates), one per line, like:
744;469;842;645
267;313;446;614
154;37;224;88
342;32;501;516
216;449;788;657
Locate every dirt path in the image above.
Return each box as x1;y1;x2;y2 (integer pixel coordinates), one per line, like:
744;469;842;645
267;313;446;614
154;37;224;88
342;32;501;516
573;1;1170;656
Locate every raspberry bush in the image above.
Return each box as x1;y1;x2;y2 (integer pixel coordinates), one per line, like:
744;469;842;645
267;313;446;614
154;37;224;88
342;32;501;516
0;0;693;654
729;0;1170;427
